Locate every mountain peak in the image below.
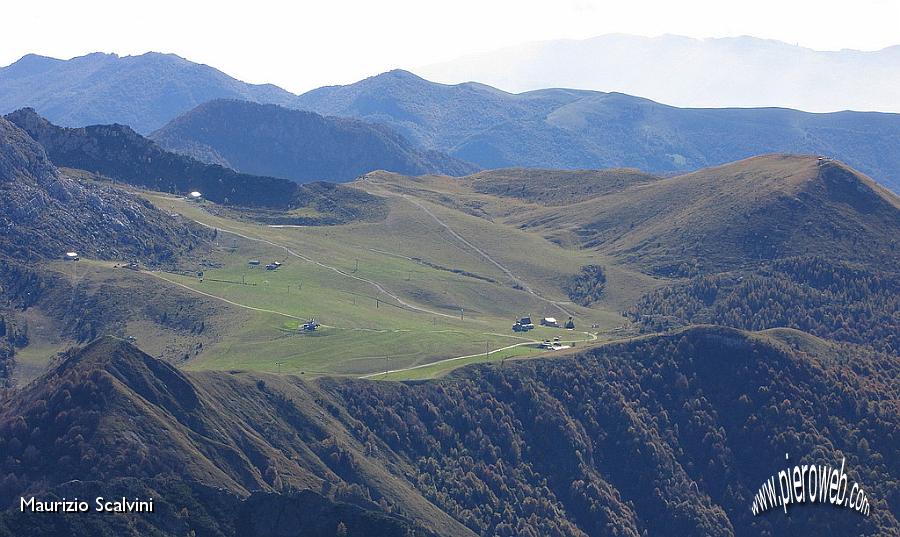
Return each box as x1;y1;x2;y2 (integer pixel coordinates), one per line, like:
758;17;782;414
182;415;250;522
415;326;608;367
383;68;422;79
55;335;141;371
1;54;63;77
0;52;298;133
357;69;433;88
50;336;200;411
5;107;53;131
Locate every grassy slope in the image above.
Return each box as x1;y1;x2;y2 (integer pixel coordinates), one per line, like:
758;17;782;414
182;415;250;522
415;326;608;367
7;258;249;384
497;155;900;275
358;170;670;312
378;156;900;277
126;189;626;378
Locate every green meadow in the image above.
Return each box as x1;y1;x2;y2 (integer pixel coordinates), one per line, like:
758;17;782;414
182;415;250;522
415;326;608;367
137;189;625;379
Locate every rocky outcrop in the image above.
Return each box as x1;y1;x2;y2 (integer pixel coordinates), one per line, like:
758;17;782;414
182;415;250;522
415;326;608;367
0;116;211;262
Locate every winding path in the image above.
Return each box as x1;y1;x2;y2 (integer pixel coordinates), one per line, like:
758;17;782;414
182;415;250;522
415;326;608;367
359;330;599;379
363;179;575;317
191;220;458;319
147;270;304;320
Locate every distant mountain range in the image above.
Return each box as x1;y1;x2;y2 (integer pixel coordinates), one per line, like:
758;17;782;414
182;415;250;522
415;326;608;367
296;70;900;192
418;34;900;113
3;52;900;192
0;52;296;133
149;99;476;181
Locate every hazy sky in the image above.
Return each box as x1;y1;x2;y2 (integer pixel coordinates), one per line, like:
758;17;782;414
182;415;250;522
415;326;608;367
3;0;898;93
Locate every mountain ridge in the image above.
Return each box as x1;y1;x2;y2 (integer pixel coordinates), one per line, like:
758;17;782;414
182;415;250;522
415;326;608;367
4;108;388;224
0;115;210;262
1;326;896;535
149;98;477;181
369;154;900;277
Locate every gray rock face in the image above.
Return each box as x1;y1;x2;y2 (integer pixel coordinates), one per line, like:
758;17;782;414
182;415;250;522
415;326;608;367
0;116;210;262
0;115;60;186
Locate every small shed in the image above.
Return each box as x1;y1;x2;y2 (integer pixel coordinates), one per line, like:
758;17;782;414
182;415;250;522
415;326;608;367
540;317;559;327
513;316;535;332
64;251;79;261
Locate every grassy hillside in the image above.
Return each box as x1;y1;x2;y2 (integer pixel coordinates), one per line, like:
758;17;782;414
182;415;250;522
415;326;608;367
0;115;225;385
2;117;622;383
4;151;892;383
0;257;249;385
105;154;892;379
137;190;608;377
396;156;899;277
150;99;477;181
469;167;661;205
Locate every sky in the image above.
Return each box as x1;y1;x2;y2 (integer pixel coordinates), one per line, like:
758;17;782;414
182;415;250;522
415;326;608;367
2;0;899;93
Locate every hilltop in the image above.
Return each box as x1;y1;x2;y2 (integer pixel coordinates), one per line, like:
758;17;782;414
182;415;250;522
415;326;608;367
354;156;900;358
0;52;297;133
150;99;477;181
0;328;896;535
427;155;900;276
295;69;589;152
